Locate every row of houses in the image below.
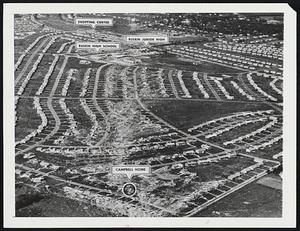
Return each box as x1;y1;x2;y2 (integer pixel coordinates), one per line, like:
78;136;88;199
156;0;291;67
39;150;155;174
205;117;268;139
188;109;274;133
177;70;191;98
230;34;278;43
192;72;210;99
246;135;282;152
223;116;279;146
205;39;282;60
59;98;80;137
166;45;282;73
134;132;178;144
141;144;211;166
227;161;264;180
17;36;57;96
171;152;237;170
15;33;54;70
36;55;60;95
247;73;278;101
230;80;256;100
210;77;234;100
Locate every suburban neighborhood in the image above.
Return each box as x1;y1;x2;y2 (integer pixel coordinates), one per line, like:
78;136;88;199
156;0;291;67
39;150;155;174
14;12;283;217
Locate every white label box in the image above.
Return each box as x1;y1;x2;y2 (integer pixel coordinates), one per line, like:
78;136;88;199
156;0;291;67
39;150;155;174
126;36;169;44
75;18;113;28
111;165;151;180
76;42;120;51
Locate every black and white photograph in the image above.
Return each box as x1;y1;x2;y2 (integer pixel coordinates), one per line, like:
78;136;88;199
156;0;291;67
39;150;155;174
3;3;296;228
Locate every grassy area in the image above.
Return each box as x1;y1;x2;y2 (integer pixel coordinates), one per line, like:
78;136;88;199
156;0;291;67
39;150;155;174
143;99;272;131
141;53;241;74
189;156;255;181
195;175;282;217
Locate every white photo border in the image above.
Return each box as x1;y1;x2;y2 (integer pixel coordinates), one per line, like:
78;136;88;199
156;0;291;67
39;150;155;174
3;3;297;228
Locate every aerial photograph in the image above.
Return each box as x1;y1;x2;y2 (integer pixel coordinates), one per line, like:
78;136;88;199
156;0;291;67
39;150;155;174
14;12;283;217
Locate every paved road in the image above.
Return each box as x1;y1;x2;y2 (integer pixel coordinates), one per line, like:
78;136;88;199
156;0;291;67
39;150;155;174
15;95;269;105
36;41;71;95
16;163;111;193
16;45;74;155
33;136;186;149
136;97;282;163
239;152;280;164
50;45;74;96
14;35;47;71
16;163;176;215
136;98;229;152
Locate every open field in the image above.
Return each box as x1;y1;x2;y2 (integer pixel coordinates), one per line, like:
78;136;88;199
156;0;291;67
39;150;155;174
144;100;272;131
